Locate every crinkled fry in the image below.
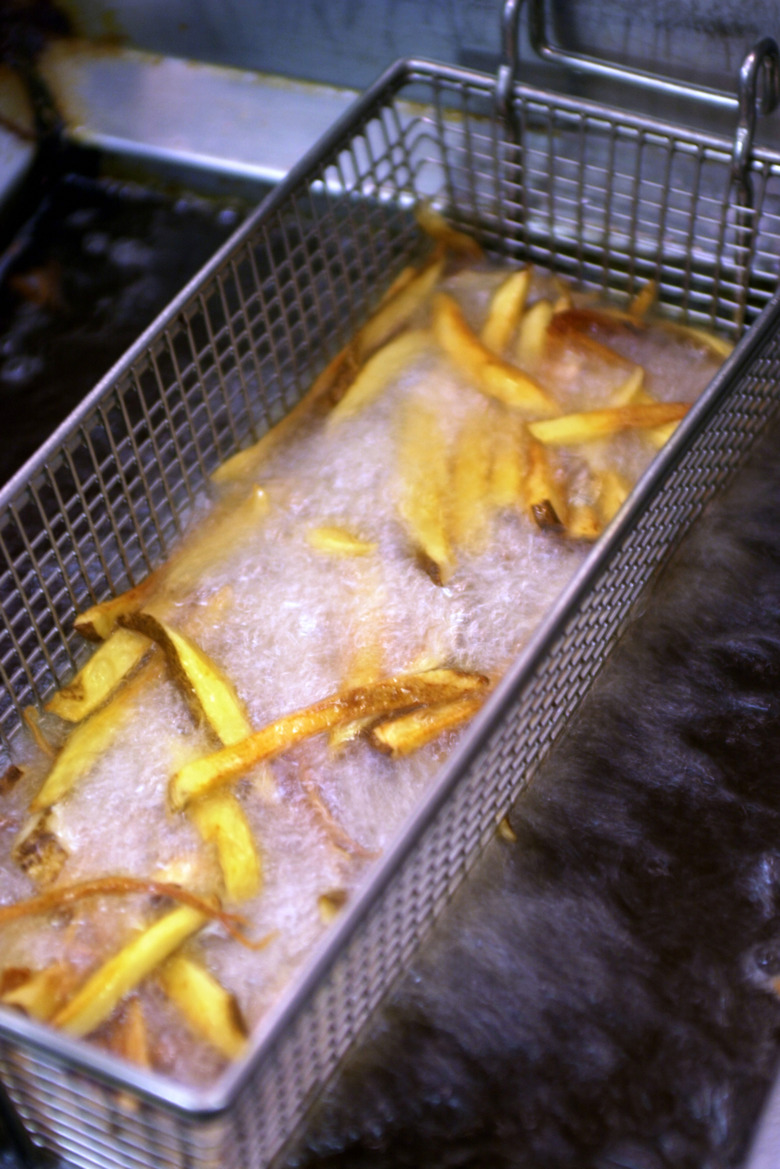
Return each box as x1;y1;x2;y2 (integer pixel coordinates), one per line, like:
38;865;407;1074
481;268;531;354
53;905;207;1038
31;655;163;812
354;256;444;361
329;328;432;425
159;953;248;1060
369;693;486;757
528;403;689;446
414;202;483;260
46;628;152;723
397;396;454;584
170;669;489;810
189;792;262;903
433;293;559;416
122;612;252;747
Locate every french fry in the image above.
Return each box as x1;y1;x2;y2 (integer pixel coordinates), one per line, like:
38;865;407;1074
318;889;348;924
595;468;631;523
53;905;207;1039
369;693;485;757
169;668;490;810
397;396;454;585
516;299;554;366
433;293;559;416
75;486;270;641
329;328;432;425
354;255;444;361
450;412;494;553
1;962;74;1021
107;996;151;1068
414;202;483;261
490;413;529;510
567;503;603;542
547;309;637;367
30;656;164;812
481;268;531;354
189;792;262;903
527;402;689;447
525;438;568;530
22;706;56;757
12;811;68;885
609;365;645;407
629;280;657;322
158;953;248;1061
658;319;735;359
46;628;152;723
306;526;377;557
122;612;251;748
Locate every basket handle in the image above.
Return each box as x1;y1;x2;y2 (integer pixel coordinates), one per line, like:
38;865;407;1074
497;0;780;196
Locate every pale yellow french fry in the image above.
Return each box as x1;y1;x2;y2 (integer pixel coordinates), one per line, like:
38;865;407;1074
122;612;251;748
75;486;270;640
189;792;262;903
595;468;631;523
525;438;568;530
169;669;489;810
450;412;494;553
46;628;151;723
527;403;689;447
490;414;529;510
1;963;74;1021
414;203;483;260
659;319;734;359
354;256;444;361
369;693;485;757
305;526;377;557
329;328;431;425
397;397;454;584
567;503;603;542
609;365;645;407
433;293;559;416
31;656;163;811
515;299;554;366
53;905;207;1038
159;953;248;1061
481;268;531;354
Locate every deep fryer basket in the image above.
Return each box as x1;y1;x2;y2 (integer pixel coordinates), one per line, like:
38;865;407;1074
2;12;780;1168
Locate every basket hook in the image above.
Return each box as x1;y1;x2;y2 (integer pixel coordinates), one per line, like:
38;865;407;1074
496;0;523;119
731;37;780;196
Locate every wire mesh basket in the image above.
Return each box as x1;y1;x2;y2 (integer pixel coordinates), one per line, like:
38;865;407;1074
3;9;780;1168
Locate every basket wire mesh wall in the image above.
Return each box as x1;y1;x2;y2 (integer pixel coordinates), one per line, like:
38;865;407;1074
1;54;780;1169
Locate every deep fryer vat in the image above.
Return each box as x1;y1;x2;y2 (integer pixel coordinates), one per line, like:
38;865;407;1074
1;39;780;1169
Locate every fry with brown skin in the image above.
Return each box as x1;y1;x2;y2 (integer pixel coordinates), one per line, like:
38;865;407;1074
159;954;248;1060
369;693;486;757
433;293;559;416
528;403;689;447
169;669;490;810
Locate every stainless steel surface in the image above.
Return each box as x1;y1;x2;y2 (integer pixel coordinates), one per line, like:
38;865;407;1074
2;15;780;1169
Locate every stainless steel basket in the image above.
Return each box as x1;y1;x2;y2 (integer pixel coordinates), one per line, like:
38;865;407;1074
3;5;780;1166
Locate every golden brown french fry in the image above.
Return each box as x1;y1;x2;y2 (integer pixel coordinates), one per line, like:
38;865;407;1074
169;668;490;810
329;328;432;425
525;438;568;530
318;889;348;924
516;299;554;366
189;792;262;903
450;412;494;553
527;402;689;446
629;280;657;321
354;256;444;361
414;202;483;260
12;811;68;885
433;293;559;416
107;996;151;1067
46;628;152;723
497;816;518;843
547;309;637;367
30;656;163;812
369;693;485;757
305;526;377;557
75;486;270;641
567;503;603;542
489;413;529;509
53;905;207;1038
397;397;454;584
158;953;248;1061
122;612;251;748
481;268;531;354
1;963;74;1021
